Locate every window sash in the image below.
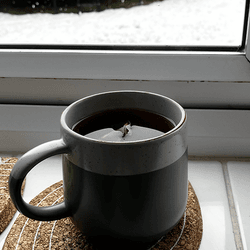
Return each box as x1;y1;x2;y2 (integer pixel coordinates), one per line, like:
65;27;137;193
0;50;250;81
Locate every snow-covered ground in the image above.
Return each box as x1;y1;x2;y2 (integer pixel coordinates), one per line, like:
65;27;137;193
0;0;246;45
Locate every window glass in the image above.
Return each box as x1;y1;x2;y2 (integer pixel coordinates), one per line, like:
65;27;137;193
0;0;247;46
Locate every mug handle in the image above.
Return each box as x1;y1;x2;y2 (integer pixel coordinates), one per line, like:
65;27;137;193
9;139;71;221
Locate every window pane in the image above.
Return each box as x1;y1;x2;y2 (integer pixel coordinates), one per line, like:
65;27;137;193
0;0;246;46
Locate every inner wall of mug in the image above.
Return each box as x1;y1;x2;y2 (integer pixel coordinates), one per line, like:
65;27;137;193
64;91;184;132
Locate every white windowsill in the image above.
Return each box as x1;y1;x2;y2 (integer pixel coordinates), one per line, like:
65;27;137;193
0;155;249;250
0;104;250;250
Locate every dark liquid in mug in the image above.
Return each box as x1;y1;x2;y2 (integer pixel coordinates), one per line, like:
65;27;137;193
73;108;175;136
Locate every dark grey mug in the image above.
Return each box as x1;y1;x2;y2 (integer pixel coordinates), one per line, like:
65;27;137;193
9;90;188;249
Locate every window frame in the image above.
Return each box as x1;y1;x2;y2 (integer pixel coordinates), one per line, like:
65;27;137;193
0;49;250;81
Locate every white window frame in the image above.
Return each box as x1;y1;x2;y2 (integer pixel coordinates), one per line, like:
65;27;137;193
0;48;249;80
0;2;250;156
0;1;249;105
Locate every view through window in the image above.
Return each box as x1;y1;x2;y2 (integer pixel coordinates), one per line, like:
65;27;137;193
0;0;247;46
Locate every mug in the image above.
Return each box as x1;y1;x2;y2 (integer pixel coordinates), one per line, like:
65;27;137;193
9;90;188;249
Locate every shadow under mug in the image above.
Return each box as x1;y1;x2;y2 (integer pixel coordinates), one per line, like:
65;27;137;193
9;90;188;250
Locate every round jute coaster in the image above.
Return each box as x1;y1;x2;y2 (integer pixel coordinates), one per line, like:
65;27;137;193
3;181;202;250
0;157;25;234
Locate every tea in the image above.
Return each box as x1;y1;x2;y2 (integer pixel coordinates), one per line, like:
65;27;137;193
73;108;175;137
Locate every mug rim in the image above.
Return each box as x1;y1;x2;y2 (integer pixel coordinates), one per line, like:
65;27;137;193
61;90;186;144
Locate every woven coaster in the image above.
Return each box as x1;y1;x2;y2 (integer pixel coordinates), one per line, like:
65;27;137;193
0;157;25;234
3;181;202;250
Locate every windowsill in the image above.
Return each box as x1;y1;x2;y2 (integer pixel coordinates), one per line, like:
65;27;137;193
0;154;249;249
0;104;250;249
